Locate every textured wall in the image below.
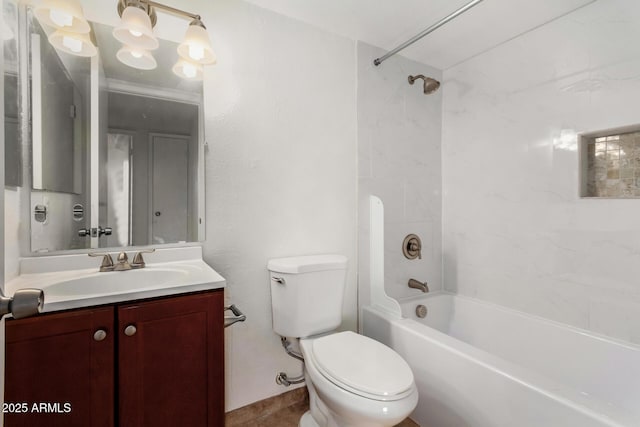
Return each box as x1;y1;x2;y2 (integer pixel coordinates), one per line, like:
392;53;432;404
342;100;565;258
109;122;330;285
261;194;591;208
357;42;442;307
199;0;358;411
442;0;640;344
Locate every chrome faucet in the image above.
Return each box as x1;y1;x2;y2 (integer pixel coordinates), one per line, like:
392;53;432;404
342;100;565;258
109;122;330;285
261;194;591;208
408;278;429;293
88;252;115;272
131;249;155;268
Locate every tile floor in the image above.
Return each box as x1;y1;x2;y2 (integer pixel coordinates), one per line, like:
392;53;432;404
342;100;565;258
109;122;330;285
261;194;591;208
237;399;419;426
227;387;419;427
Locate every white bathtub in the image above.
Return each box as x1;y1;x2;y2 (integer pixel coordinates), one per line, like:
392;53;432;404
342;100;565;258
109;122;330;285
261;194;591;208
362;292;640;427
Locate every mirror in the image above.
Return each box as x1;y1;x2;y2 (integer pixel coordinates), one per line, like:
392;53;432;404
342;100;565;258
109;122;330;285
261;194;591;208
19;7;204;253
3;0;20;187
30;15;87;194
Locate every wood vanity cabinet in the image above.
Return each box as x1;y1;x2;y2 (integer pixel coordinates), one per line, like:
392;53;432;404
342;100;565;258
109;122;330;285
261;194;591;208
5;306;115;427
118;291;224;426
4;290;224;427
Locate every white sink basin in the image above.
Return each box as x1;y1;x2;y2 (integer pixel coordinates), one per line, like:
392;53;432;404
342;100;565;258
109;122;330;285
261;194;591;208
46;267;191;296
5;253;226;313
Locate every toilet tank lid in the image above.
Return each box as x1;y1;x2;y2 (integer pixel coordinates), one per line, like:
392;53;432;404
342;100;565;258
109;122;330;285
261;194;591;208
267;254;348;274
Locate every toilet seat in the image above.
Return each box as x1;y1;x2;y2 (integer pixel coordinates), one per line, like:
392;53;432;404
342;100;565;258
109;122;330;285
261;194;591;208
308;331;414;401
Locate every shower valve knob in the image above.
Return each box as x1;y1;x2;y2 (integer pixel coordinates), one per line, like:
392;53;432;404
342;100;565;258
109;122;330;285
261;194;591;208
403;234;422;260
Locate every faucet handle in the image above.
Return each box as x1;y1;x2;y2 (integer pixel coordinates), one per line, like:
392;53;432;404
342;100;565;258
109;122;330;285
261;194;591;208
116;252;129;263
403;234;422;260
132;248;155;267
88;252;114;272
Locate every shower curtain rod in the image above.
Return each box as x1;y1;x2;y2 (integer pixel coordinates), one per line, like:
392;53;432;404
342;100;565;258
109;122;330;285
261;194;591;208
373;0;485;66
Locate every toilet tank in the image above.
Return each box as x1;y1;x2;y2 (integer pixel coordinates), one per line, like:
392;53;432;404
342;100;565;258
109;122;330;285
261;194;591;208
268;254;348;338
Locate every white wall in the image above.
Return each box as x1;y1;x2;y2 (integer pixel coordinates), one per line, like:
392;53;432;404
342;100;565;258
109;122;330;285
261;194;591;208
357;42;442;306
198;0;358;411
442;0;640;344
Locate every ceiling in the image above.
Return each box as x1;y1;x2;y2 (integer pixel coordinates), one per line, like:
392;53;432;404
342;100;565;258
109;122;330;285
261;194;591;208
242;0;596;70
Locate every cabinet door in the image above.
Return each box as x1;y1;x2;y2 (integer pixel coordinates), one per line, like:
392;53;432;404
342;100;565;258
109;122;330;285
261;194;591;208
5;307;115;427
118;291;224;427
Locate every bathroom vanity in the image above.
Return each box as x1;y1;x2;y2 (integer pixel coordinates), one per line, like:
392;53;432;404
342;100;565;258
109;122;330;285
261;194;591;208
5;290;223;427
3;248;227;427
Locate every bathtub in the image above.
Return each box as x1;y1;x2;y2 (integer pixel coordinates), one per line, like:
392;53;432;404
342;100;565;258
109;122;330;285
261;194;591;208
362;292;640;427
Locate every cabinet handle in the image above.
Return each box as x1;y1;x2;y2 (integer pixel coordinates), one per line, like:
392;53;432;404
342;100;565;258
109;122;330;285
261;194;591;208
124;325;137;336
93;329;107;341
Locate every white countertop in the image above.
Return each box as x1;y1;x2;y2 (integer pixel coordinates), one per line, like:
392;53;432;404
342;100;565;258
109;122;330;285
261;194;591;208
5;247;226;313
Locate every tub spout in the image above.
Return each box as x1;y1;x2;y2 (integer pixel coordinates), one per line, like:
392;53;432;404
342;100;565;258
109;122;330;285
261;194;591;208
408;278;429;293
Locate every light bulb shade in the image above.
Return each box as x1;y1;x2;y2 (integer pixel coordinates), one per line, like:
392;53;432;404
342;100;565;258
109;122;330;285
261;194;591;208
113;6;158;50
172;59;203;81
48;30;97;57
117;45;157;70
34;0;90;33
177;23;216;65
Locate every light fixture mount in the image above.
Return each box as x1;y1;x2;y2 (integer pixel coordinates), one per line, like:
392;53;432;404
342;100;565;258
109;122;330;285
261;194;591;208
189;18;206;30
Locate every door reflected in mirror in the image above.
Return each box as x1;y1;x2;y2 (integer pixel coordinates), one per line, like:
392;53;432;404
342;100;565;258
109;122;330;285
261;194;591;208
105;93;200;247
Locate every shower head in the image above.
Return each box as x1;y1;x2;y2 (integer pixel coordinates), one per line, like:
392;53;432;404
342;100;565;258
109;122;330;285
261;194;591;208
408;75;440;94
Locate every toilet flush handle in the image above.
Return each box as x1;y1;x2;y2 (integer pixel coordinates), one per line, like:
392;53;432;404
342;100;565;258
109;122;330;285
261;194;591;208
271;277;285;285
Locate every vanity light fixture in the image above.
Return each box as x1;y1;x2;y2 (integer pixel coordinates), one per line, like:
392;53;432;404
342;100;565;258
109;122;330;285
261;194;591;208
35;0;216;76
172;58;203;81
113;1;159;51
116;44;157;70
177;19;216;65
114;0;216;77
33;0;97;57
33;0;91;34
48;29;97;57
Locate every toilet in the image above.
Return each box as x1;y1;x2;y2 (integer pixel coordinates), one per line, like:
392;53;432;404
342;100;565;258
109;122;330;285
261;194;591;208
268;254;418;427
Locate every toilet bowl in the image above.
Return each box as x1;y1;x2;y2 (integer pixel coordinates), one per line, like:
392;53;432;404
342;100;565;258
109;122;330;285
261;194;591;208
299;332;418;427
267;255;418;427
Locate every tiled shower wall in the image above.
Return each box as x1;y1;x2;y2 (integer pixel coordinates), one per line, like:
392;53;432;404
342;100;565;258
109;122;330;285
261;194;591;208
357;41;442;306
442;0;640;344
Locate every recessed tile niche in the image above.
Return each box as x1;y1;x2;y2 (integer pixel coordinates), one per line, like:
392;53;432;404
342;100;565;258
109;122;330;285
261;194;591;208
580;127;640;198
